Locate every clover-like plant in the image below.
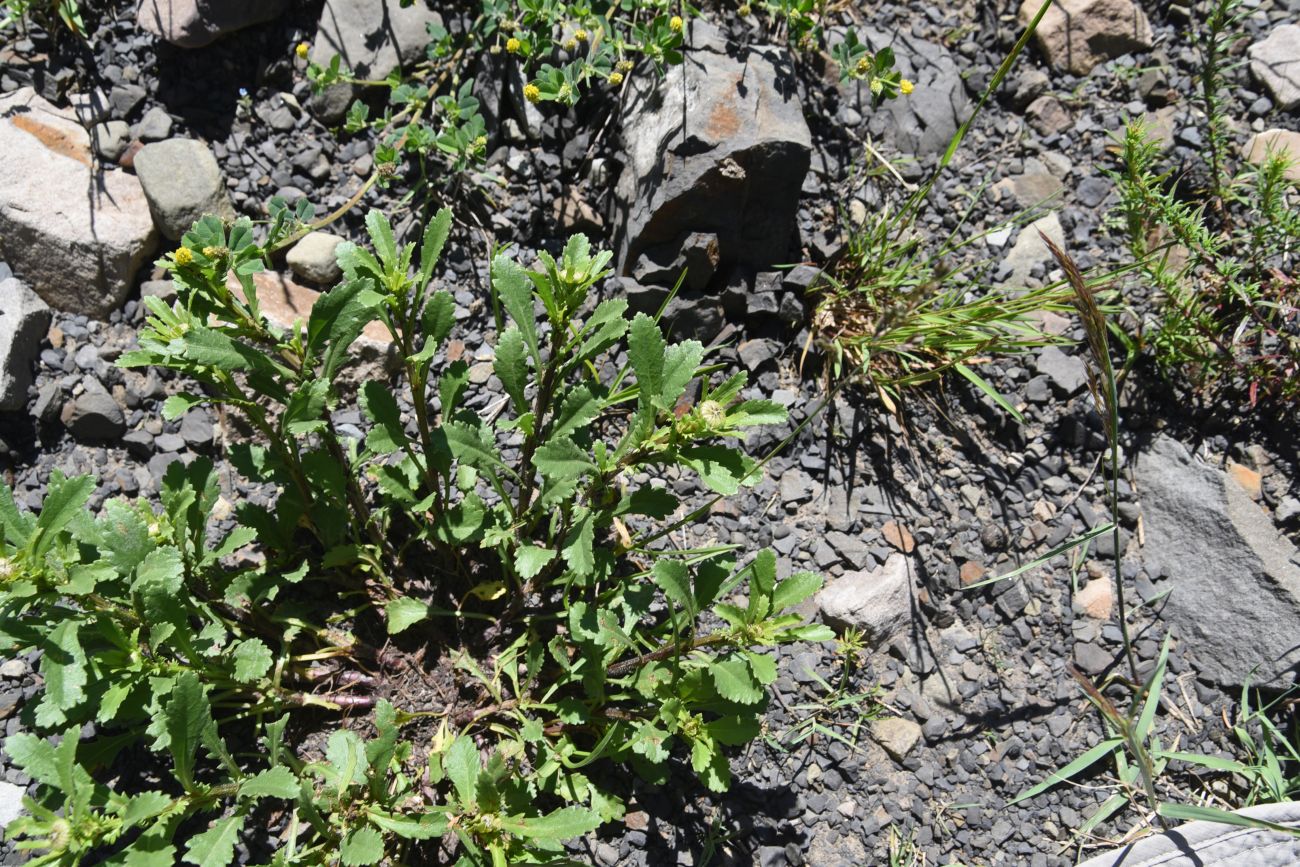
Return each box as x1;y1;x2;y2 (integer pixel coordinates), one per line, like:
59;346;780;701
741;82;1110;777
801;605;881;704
0;207;831;865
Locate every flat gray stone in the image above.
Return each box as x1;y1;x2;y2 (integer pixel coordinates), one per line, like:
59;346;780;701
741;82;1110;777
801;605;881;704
1136;436;1300;687
1079;801;1300;866
0;88;158;317
0;278;51;411
133;138;235;241
61;385;126;441
91;119;131;162
137;0;288;48
0;781;23;828
815;552;914;647
308;0;441;79
1036;346;1089;395
1000;212;1064;288
1249;25;1300;112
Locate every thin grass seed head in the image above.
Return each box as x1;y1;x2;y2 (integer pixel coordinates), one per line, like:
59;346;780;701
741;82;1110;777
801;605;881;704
1041;232;1117;436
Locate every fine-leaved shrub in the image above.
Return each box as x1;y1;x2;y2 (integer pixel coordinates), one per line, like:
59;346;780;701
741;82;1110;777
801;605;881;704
0;208;832;864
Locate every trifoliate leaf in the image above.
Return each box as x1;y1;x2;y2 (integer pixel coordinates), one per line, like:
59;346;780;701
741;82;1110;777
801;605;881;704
231;638;272;683
385;597;430;635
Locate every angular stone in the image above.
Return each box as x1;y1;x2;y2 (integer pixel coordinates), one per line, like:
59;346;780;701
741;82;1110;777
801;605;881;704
1136;436;1300;686
870;717;923;762
1000;212;1064;288
1078;802;1300;867
1248;25;1300;112
1036;345;1089;396
1243;129;1300;182
0;278;51;411
614;29;810;279
61;385;126;441
286;231;345;285
308;0;441;79
815;552;915;646
0;88;158;317
1022;0;1154;76
91;119;130;162
137;0;288;48
132;138;235;241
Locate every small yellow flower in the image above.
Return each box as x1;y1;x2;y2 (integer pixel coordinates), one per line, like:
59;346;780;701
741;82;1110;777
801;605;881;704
295;42;309;59
173;247;193;266
669;15;683;32
575;28;588;42
855;56;870;77
608;71;623;86
900;78;914;95
870;78;884;96
202;245;222;259
563;38;577;51
617;59;634;72
474;134;487;149
506;37;522;54
738;3;751;15
523;83;541;103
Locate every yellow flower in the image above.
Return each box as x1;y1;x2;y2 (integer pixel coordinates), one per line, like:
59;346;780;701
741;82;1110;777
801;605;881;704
523;83;541;103
855;57;870;77
669;15;683;32
575;28;588;42
608;71;623;86
563;38;577;51
738;3;751;15
474;134;487;149
295;42;309;60
618;59;634;72
202;245;222;258
506;37;522;54
870;78;884;96
900;78;914;95
173;247;193;266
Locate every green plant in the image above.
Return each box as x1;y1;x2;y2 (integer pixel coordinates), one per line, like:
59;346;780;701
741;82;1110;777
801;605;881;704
0;207;834;865
0;0;82;35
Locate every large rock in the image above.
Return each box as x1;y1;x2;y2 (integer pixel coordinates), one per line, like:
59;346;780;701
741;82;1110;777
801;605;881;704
1244;129;1300;182
838;28;971;155
1078;801;1300;867
132;138;235;241
1021;0;1154;75
0;277;51;411
1136;436;1300;687
1249;25;1300;112
614;25;811;283
136;0;288;49
0;88;158;318
815;552;914;647
309;0;440;79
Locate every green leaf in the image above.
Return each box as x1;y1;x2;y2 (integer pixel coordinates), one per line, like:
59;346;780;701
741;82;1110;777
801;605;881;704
31;472;95;558
954;363;1025;425
500;806;603;842
1007;737;1123;806
438;359;470;416
341;827;385;866
659;340;703;410
650;559;695;616
165;671;212;790
676;446;756;495
494;326;529;414
36;620;87;728
711;655;764;705
232;639;273;683
161;393;205;421
0;482;33;548
443;736;479;807
385;597;430;635
180;327;276;375
364;209;398;272
1156;802;1300;835
4;733;58;786
493;254;539;365
417;207;453;291
182;814;244;867
772;572;822;612
308;278;382;379
707;715;760;746
445;421;509;475
534;437;596;481
745;651;777;686
747;549;777;621
122;791;175;829
360;381;407;454
326;729;369;793
628;313;665;409
419;290;456;354
726;399;787;428
239;766;299;800
515;545;556;580
367;809;449;840
573;299;629;366
283;378;329;435
562;509;596;577
551;384;604;441
615;486;678;519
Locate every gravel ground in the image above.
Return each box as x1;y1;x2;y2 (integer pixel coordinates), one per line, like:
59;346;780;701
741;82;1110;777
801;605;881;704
1;0;1298;864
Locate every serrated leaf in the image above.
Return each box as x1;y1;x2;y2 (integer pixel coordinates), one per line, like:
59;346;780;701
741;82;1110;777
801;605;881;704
283;379;329;435
161;394;205;421
628;313;665;409
726;399;787;428
364;209;398;271
745;651;777;686
630;722;671;763
711;655;764;705
493;254;538;365
419;290;456;355
438;359;470;416
239;766;299;800
37;620;87;728
367;809;449;840
340;826;385;865
534;437;595;481
494;326;529;414
499;806;603;842
515;545;556;580
326;729;369;794
772;571;822;611
551;384;604;441
615;486;678;518
561;509;595;577
417;208;453;291
182;814;244;867
166;671;212;790
444;421;509;475
308;278;382;379
360;381;407;455
385;597;430;635
676;445;755;495
650;559;694;616
232;639;273;683
122;791;174;828
443;736;479;807
573;299;628;365
706;715;760;746
659;340;703;410
4;733;58;786
31;472;95;558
